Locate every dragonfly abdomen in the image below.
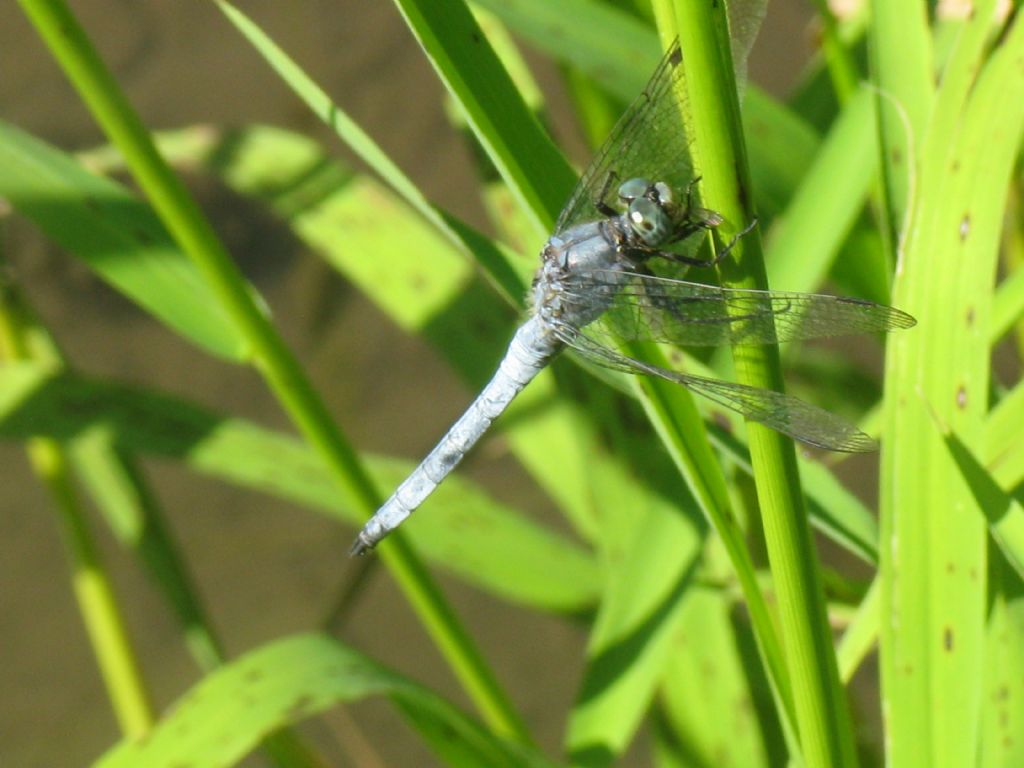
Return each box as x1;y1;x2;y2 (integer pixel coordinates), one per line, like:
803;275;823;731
350;317;559;554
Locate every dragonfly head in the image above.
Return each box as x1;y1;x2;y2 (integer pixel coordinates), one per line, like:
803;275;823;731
618;178;674;247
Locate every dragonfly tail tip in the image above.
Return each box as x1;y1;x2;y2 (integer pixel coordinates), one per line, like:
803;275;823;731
349;532;375;557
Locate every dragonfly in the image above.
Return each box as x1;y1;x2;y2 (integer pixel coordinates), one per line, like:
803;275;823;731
350;40;915;555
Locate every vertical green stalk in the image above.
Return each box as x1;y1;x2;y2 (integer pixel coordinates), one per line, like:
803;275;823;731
656;2;858;765
0;279;153;737
32;441;155;736
17;0;527;743
30;441;155;736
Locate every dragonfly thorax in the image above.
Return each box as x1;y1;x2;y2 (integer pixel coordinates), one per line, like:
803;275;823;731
533;219;633;330
533;176;684;320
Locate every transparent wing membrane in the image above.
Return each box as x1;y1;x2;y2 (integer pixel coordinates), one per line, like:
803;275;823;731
556;42;697;238
557;328;878;453
561;269;916;347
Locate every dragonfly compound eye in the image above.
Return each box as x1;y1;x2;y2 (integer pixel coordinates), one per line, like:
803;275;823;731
617;177;651;203
652;181;674;205
628;197;671;246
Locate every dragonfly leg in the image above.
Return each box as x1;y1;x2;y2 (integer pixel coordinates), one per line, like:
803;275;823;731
659;215;758;267
716;216;759;262
680;175;704;214
668;176;724;241
593;170;622;217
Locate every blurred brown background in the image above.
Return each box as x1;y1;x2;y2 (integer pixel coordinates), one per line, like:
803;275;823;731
0;1;814;765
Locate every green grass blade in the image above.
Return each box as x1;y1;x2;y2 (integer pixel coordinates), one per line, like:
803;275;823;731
800;460;879;565
868;0;934;244
27;439;155;736
1;271;226;670
95;634;558;768
565;488;705;762
212;0;528;304
836;576;879;684
388;0;577;232
743;90;822;220
16;0;375;530
0;361;600;613
942;430;1024;580
0;120;245;360
981;555;1024;768
70;434;226;670
765;87;877;295
0;235;330;768
658;584;777;767
471;0;658;102
880;6;1024;765
0;284;155;737
987;379;1024;490
991;262;1024;344
460;11;550;248
626;347;798;739
802;0;862;103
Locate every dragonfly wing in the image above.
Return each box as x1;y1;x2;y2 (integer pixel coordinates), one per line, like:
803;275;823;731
555;41;700;255
558;326;877;452
665;370;878;452
561;269;916;347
